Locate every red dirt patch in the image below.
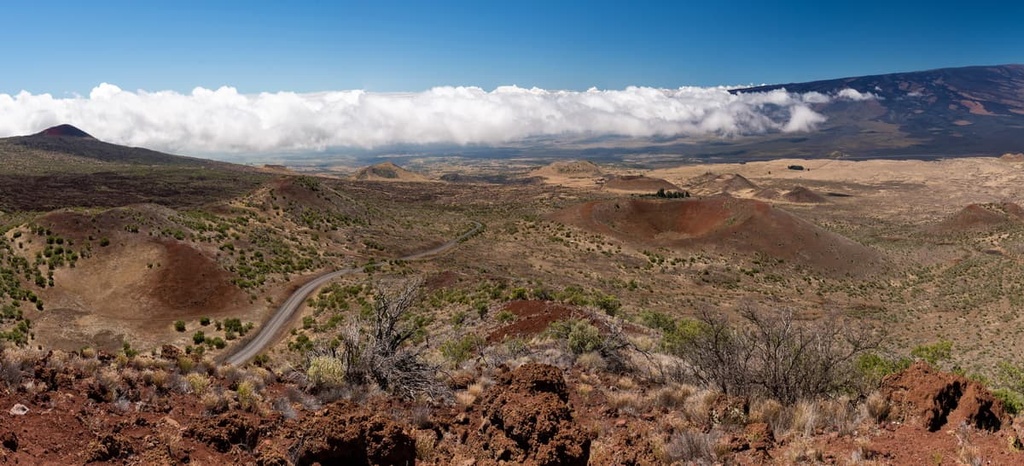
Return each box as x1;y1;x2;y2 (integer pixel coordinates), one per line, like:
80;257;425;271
487;300;575;343
151;240;246;317
552;197;883;276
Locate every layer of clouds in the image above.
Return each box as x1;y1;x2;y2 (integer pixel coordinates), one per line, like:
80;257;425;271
0;84;872;156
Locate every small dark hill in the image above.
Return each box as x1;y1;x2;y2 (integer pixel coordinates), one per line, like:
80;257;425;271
530;160;603;178
37;124;94;138
934;202;1024;232
603;175;681;193
783;186;828;204
7;124;235;167
688;172;759;195
551;197;882;276
266;176;371;230
352;162;429;182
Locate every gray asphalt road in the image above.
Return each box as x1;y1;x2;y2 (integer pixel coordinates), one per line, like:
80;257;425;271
223;221;482;366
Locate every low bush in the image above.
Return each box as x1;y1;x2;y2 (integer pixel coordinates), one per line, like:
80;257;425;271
664;305;881;402
440;334;482;366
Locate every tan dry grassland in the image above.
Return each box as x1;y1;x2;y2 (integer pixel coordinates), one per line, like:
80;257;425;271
4;155;1024;377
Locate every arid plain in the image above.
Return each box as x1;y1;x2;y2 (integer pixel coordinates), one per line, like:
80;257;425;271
4;126;1024;463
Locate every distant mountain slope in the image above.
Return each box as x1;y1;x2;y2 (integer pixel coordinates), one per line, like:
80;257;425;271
721;64;1024;158
0;124;266;210
5;124;240;168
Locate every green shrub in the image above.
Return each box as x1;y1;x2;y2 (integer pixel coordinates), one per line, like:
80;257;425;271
192;331;205;344
440;334;483;366
174;320;186;332
199;316;210;326
638;310;675;332
993;388;1024;415
595;294;621;316
450;310;469;328
856;352;912;387
495;310;516;323
549;319;603;355
910;340;952;366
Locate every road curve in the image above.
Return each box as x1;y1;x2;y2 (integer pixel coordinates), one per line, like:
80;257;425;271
223;221;482;366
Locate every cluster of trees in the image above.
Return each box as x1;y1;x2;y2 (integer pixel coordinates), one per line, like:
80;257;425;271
655;188;690;199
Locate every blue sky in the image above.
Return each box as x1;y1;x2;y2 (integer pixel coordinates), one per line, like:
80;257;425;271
0;0;1020;157
4;0;1022;95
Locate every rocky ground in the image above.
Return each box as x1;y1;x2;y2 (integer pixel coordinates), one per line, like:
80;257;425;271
1;342;1021;465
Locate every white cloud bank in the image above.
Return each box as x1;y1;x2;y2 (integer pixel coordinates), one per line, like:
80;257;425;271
0;84;872;156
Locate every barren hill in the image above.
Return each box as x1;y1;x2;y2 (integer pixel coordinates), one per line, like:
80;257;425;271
688;172;758;195
351;161;429;182
934;202;1024;232
530;160;603;178
552;197;882;276
783;186;828;204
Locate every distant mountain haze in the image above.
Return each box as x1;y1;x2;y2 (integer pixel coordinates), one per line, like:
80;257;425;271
2;65;1022;160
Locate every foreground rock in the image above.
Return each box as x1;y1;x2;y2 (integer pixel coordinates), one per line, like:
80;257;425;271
441;363;592;465
881;361;1007;432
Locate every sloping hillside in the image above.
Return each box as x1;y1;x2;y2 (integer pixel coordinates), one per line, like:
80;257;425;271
552;197;883;276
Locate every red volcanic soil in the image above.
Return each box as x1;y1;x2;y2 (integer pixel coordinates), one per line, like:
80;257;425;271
151;240;246;317
783;186;828;204
487;300;576;343
603;175;681;192
552;197;883;276
36;124;94;138
935;202;1024;232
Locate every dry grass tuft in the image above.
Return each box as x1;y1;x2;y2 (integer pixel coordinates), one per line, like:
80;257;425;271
466;382;486;398
202;390;229;413
661;429;720;464
455;390;477;408
608;390;649;416
681;388;719;427
614;376;638;391
236;379;261;411
577;383;595;399
790;400;821;437
186;372;211;396
651;383;695;410
864;391;890;423
415;430;438;461
575;351;607;372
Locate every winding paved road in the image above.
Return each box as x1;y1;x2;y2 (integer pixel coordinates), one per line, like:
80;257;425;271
224;221;482;366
